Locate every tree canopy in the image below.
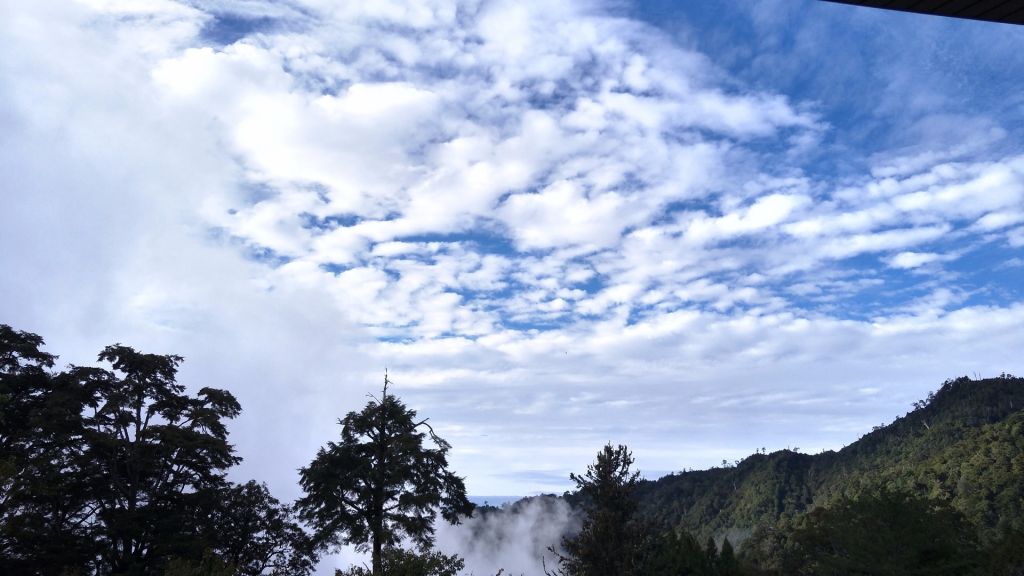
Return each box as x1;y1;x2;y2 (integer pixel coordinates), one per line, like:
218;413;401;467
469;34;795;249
82;344;243;573
1;324;97;573
551;443;644;576
0;324;315;576
781;489;983;576
297;375;473;576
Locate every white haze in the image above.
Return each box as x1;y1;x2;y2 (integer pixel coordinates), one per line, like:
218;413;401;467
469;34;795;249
434;497;579;576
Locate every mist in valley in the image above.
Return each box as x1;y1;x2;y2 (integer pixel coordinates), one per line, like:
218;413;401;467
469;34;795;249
435;496;579;576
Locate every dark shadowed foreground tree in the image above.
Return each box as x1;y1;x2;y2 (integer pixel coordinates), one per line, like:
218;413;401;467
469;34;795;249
202;480;317;576
335;546;464;576
549;443;644;576
1;324;316;576
297;375;473;576
1;324;98;574
641;530;744;576
81;344;244;574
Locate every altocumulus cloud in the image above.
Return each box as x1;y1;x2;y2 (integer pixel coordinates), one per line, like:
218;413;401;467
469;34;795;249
3;0;1024;540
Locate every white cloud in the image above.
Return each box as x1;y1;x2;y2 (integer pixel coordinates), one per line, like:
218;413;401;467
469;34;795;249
888;251;941;269
976;211;1024;232
685;193;808;244
499;181;629;250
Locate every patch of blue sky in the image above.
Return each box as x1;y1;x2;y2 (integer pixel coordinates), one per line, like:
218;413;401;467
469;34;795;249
457;282;517;303
571;271;607;293
205;226;292;268
946;244;1024;303
466;289;578;324
816;269;956;319
375;334;418;344
630;0;1024;167
773;259;915;315
742;130;823;160
318;262;348;275
299;213;363;231
610;172;650;194
200;14;282;45
850;283;938;317
235;180;279;205
784;276;882;309
625;304;659;327
660;126;718;150
500;315;574;334
281;65;350;98
195;0;316;46
395;231;518;256
404;57;469;83
523;77;595;113
649;199;716;225
245;245;291;268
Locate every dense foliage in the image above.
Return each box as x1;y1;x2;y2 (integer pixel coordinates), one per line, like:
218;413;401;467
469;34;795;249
634;375;1024;541
0;325;314;575
627;374;1024;574
297;375;473;576
548;444;644;576
783;489;982;575
335;547;465;576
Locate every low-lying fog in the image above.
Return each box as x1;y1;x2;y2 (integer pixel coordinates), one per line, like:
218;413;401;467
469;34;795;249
434;496;579;576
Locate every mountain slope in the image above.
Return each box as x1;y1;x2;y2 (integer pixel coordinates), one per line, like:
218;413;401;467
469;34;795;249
633;375;1024;545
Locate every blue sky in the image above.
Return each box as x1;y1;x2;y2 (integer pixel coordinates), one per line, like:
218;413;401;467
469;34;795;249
2;0;1023;518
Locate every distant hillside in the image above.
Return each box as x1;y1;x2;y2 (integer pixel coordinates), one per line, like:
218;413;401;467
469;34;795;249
632;375;1024;546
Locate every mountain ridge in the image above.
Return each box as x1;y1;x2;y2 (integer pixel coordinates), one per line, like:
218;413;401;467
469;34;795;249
631;374;1024;546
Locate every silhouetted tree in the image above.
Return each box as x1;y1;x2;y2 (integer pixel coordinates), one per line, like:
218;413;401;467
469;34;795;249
297;375;473;576
1;324;97;575
550;443;643;576
202;480;316;575
335;547;464;576
3;326;326;575
77;344;243;574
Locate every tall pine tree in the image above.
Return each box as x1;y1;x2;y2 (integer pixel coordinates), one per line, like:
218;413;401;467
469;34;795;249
550;443;644;576
297;375;473;576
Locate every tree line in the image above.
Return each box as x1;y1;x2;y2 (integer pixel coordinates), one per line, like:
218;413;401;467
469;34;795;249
546;443;1024;576
4;323;1024;575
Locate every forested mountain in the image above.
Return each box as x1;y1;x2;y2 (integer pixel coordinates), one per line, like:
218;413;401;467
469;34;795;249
633;375;1024;548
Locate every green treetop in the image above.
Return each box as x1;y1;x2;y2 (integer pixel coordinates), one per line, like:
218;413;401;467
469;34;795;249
297;374;473;576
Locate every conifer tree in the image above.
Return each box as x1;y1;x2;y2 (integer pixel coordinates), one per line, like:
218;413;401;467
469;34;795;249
550;443;643;576
297;375;472;576
718;537;741;576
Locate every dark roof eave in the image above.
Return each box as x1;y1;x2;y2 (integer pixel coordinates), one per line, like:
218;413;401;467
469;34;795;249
820;0;1024;25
